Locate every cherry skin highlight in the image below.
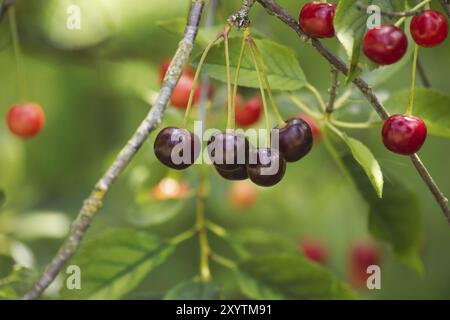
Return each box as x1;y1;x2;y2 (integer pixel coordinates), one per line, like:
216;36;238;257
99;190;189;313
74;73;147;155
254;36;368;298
410;10;449;48
363;25;408;65
6;103;45;138
299;2;336;38
382;114;427;155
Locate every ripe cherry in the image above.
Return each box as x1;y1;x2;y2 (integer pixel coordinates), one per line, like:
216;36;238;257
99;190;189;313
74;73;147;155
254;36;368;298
299;2;336;38
349;242;381;287
170;74;201;109
154;126;200;170
229;181;258;208
6;103;45;138
298;239;327;264
235;95;262;127
363;25;408;65
410;10;449;48
207;132;250;173
247;148;286;187
298;113;321;141
215;166;248;181
275;118;313;162
159;58;193;84
382;114;427;155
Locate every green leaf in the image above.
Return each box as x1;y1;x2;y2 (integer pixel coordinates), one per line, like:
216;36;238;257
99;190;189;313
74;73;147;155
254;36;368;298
61;229;176;299
341;134;383;198
200;37;307;90
335;0;407;83
385;88;450;138
236;254;355;300
0;266;34;299
164;279;220;300
126;198;185;227
343;154;423;272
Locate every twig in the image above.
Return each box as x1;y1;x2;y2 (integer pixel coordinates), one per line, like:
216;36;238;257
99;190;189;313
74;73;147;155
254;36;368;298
228;0;255;29
439;0;450;19
23;0;206;300
417;58;431;88
0;0;14;22
356;2;424;18
326;66;339;114
257;0;450;222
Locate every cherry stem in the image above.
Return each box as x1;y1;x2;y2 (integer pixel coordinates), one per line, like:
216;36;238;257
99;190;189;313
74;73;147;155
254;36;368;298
247;36;271;147
331;119;383;129
289;95;322;119
305;83;327;112
248;35;285;127
8;6;27;101
394;0;431;27
195;171;211;283
224;29;234;130
183;27;228;128
231;29;248;130
407;44;419;115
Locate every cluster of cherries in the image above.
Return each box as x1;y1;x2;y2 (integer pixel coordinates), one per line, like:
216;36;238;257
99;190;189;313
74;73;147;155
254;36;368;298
154;117;313;187
299;1;449;156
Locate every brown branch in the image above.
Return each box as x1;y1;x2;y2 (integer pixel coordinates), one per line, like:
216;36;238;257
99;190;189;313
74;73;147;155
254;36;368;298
23;0;206;300
439;0;450;19
326;66;339;114
257;0;450;222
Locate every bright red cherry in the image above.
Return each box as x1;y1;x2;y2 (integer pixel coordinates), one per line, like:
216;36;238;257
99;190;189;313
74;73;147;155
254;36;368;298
6;103;45;138
170;74;201;109
298;239;327;264
298;113;321;141
410;10;449;48
159;58;193;84
382;114;427;155
363;25;408;65
299;2;336;38
349;242;381;287
235;95;262;127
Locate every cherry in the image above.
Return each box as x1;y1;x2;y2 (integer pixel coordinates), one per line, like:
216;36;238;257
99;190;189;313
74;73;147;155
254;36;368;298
6;103;45;138
298;239;327;264
299;2;336;38
349;242;381;287
382;114;427;155
170;74;201;109
410;10;449;48
247;148;286;187
154;126;200;170
215;166;248;181
274;118;313;162
235;95;262;127
207;132;250;173
363;25;408;65
298;113;321;141
151;178;189;200
229;181;259;208
159;58;193;84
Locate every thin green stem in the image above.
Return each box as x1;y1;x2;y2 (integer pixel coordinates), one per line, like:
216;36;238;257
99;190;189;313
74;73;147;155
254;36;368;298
210;252;237;270
224;31;233;130
9;7;27;101
248;35;285;126
195;172;211;282
395;0;431;27
305;83;326;112
289;95;322;119
183;29;226;128
170;228;196;245
247;37;271;146
205;220;228;238
231;30;248;129
407;44;419;115
331;119;382;129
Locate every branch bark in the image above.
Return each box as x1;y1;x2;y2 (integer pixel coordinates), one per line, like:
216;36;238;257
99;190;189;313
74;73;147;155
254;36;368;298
23;0;205;300
326;66;339;114
256;0;450;222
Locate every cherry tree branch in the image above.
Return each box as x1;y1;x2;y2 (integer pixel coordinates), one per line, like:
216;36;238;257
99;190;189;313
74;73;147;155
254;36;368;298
0;0;14;22
439;0;450;19
23;0;205;300
256;0;450;222
326;66;339;114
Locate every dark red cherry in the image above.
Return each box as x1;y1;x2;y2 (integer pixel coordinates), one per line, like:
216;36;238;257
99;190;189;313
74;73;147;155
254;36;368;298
411;10;449;48
363;25;408;65
235;96;262;127
382;114;427;155
215;166;248;181
207;132;250;172
154;126;200;170
299;2;336;38
6;103;45;138
274;118;313;162
247;148;286;187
